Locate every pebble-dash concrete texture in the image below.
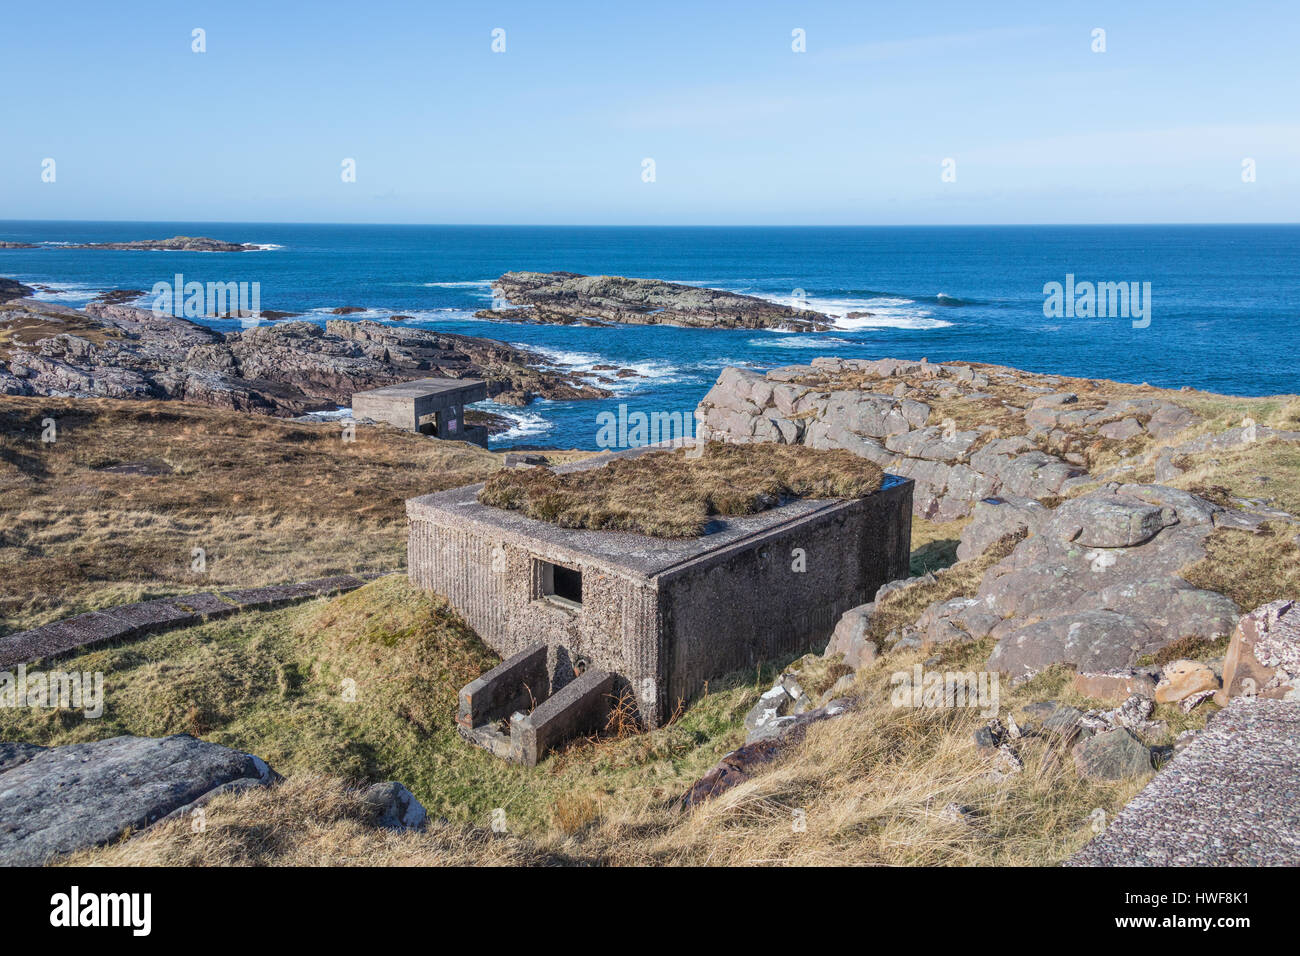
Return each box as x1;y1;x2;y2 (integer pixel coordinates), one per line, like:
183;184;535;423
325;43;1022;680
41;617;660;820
1069;698;1300;866
409;446;913;726
0;575;370;669
352;376;488;446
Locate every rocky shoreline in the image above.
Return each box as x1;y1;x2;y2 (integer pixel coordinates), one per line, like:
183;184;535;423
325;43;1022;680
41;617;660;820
477;270;834;330
0;294;609;417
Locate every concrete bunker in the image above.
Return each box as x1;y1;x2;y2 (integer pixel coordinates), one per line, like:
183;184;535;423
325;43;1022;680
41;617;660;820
408;447;914;764
352;376;490;447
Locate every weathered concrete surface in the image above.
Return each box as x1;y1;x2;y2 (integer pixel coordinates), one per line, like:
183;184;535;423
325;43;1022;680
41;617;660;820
352;376;489;445
457;642;549;729
409;446;912;726
0;734;276;866
1069;698;1300;866
0;575;370;669
510;668;616;766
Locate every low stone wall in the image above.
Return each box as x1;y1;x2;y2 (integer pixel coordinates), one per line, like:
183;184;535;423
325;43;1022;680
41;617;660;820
509;669;616;767
0;575;370;669
457;643;549;730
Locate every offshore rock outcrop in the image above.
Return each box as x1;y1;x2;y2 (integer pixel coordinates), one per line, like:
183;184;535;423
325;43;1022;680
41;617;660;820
0;297;607;415
478;271;833;330
51;235;255;252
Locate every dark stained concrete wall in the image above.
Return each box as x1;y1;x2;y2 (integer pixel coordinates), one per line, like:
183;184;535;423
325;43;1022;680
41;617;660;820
656;478;913;708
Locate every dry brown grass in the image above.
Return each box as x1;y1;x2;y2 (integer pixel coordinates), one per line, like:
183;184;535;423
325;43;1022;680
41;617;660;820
478;441;885;537
67;649;1150;868
62;774;577;867
868;532;1024;645
1181;524;1300;613
0;396;511;633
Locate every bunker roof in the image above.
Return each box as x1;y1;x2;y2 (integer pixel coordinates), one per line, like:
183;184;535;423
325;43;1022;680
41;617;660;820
355;376;487;405
407;445;908;579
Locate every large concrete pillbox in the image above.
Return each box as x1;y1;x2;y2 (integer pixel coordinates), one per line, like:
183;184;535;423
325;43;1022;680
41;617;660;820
408;457;913;727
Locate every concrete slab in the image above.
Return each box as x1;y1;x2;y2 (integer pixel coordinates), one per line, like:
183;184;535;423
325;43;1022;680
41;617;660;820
412;472;910;580
98;599;197;633
1069;697;1300;866
0;613;129;670
457;642;548;729
168;591;242;620
510;668;616;766
0;576;371;669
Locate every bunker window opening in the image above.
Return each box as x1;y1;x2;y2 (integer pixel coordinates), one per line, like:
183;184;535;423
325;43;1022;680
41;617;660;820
541;560;583;606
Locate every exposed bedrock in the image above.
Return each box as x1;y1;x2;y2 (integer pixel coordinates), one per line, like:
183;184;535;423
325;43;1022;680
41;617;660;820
924;483;1245;677
0;298;606;415
695;357;1208;520
479;271;833;330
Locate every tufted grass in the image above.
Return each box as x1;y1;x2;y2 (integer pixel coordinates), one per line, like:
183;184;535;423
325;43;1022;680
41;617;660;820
478;441;885;538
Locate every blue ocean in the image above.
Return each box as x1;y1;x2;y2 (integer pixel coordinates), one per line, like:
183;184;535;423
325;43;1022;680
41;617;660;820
2;222;1296;449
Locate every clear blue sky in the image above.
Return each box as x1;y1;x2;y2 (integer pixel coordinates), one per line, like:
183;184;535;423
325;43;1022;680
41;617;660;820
4;0;1297;224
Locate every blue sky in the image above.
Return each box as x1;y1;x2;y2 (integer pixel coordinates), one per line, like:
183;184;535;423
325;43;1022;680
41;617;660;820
3;0;1297;224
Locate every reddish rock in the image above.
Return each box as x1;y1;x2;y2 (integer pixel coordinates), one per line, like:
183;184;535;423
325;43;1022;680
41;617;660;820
1073;669;1159;702
1153;659;1219;704
1215;600;1300;705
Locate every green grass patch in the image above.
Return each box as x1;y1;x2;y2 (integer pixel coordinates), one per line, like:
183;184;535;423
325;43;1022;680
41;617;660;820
0;574;771;836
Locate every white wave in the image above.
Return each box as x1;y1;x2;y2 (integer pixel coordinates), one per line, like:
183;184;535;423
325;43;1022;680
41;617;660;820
23;281;102;303
523;346;693;392
748;335;858;349
243;243;283;251
754;290;953;331
298;406;354;421
423;280;493;288
835;311;953;330
525;345;603;367
484;406;555;442
304;306;390;321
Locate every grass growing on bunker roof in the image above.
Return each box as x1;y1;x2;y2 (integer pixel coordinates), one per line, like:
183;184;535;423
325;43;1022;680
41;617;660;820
476;441;886;537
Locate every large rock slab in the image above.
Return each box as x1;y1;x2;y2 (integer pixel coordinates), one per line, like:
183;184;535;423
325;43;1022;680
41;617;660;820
976;485;1240;678
956;494;1048;561
0;734;275;866
1069;699;1300;866
824;603;878;670
1046;494;1176;549
1216;599;1300;705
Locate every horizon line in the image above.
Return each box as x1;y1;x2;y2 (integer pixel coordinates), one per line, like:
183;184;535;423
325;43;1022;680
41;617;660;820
2;219;1299;229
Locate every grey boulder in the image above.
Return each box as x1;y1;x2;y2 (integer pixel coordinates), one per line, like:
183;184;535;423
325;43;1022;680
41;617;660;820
0;734;276;866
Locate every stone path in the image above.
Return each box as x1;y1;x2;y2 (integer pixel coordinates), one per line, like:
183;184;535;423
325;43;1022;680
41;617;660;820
1069;697;1300;866
0;574;372;669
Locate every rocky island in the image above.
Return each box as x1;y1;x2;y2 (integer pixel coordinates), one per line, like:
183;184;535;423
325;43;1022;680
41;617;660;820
477;270;834;330
0;235;262;252
0;292;608;415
